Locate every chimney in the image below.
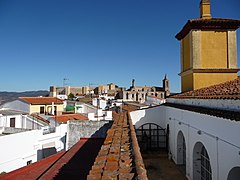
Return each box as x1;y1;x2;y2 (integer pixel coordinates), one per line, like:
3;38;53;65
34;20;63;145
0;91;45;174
200;0;211;19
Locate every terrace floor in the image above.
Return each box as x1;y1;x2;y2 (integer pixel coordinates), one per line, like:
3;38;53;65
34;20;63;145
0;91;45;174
142;150;187;180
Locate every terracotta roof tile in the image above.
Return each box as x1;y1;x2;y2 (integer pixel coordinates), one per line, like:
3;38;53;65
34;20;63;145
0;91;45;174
176;18;240;40
2;139;105;179
87;111;148;179
0;151;65;180
53;113;88;123
171;77;240;100
30;113;50;124
19;97;64;104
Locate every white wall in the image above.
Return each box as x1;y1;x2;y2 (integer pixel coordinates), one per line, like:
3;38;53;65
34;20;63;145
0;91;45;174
77;103;97;114
130;106;167;129
0;114;45;130
92;98;107;109
145;96;166;106
167;98;240;112
0;124;67;173
130;105;240;180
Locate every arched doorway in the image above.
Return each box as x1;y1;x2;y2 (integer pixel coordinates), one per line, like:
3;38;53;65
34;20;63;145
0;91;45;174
177;131;186;174
193;142;212;180
135;123;167;151
227;167;240;180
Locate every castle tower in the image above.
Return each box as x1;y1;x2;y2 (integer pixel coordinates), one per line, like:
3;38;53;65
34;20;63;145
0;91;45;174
176;0;240;92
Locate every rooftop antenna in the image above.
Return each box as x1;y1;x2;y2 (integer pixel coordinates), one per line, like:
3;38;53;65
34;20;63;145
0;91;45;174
63;78;69;86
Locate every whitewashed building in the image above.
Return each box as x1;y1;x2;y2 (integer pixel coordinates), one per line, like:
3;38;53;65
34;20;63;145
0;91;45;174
130;77;240;180
0;109;49;134
0;124;67;173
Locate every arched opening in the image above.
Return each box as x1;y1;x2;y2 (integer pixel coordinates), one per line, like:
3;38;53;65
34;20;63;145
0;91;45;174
227;167;240;180
193;142;212;180
136;93;139;101
177;131;186;174
161;93;163;98
135;123;167;151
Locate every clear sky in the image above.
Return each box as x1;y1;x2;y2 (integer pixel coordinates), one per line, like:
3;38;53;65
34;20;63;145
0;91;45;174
0;0;239;92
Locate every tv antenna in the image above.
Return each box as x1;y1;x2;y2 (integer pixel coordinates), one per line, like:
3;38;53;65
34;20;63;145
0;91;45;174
63;78;69;86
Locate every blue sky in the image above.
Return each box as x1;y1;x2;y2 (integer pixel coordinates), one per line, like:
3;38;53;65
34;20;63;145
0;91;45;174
0;0;239;92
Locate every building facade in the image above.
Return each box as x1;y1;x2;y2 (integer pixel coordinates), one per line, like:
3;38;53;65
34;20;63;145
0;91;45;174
119;75;170;103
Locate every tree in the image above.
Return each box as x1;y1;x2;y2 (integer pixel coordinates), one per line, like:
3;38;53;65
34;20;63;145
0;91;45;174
68;93;74;100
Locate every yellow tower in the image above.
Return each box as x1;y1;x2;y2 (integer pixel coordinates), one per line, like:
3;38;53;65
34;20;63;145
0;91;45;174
176;0;240;92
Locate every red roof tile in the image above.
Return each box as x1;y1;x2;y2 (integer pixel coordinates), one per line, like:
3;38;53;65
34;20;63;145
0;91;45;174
30;113;50;124
53;113;88;123
0;151;65;180
19;97;64;105
171;77;240;100
0;139;105;180
87;111;147;179
176;18;240;40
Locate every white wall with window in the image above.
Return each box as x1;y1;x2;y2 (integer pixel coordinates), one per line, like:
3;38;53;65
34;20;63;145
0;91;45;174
0;113;47;130
130;105;240;180
0;124;67;173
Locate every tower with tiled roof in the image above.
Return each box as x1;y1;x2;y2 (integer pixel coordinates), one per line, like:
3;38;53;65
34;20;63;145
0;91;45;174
176;0;240;92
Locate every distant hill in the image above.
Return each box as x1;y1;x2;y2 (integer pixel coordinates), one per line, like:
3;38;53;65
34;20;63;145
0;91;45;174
0;90;49;105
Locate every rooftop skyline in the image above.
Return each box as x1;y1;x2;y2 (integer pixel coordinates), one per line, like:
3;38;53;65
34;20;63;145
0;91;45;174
0;0;239;92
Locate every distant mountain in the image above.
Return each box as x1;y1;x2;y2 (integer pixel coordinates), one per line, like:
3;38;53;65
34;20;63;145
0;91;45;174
0;90;49;105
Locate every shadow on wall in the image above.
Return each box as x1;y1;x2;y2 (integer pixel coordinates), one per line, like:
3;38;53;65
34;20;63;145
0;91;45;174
60;133;67;151
37;147;57;161
90;121;113;138
133;106;167;129
49;121;113;179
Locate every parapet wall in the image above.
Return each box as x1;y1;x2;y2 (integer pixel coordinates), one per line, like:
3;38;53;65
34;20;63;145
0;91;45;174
66;120;112;150
87;111;148;179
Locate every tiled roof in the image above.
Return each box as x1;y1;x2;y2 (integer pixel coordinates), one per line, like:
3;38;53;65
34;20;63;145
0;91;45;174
19;97;64;105
30;113;50;124
39;138;104;179
1;139;105;179
53;113;88;123
176;18;240;40
1;111;147;179
0;109;27;116
0;151;65;180
171;77;240;100
163;103;240;121
87;111;147;179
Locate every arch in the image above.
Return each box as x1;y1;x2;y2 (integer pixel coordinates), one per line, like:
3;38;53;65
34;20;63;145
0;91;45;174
227;167;240;180
193;142;212;180
177;131;186;174
135;123;167;151
136;93;139;101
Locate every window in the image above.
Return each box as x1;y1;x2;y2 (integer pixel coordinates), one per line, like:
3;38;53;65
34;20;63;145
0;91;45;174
40;106;45;114
200;146;212;180
10;118;15;127
27;160;32;165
